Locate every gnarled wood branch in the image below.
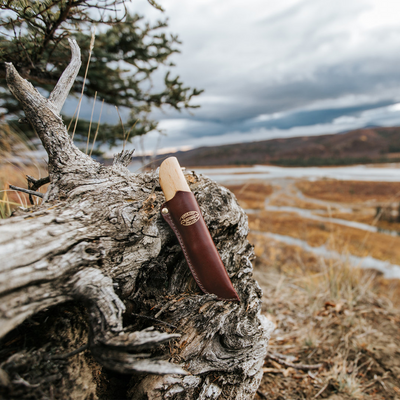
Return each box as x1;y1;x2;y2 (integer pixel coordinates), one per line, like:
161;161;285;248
0;40;273;399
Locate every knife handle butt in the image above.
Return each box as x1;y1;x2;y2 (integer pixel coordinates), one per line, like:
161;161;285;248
159;157;190;201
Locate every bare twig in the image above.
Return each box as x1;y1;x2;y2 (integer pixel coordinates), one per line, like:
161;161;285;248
256;389;268;399
134;154;169;173
9;185;44;198
266;352;324;371
314;380;330;398
12;373;40;388
131;313;177;329
26;175;50;189
49;343;88;360
26;175;50;205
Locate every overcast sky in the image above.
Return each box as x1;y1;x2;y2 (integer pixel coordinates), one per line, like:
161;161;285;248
70;0;400;156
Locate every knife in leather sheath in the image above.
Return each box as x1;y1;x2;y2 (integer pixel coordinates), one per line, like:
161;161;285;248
159;157;240;301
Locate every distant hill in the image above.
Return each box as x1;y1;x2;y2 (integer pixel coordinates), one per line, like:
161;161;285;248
141;126;400;167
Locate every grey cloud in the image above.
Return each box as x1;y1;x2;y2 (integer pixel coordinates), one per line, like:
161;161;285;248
77;0;400;154
154;100;396;143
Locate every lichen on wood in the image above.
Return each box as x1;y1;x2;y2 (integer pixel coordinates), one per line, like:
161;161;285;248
0;39;273;400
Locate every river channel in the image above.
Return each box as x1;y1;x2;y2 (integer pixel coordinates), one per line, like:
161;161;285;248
194;164;400;279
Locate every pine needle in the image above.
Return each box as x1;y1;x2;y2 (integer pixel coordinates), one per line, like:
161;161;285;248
86;91;97;154
89;99;104;157
72;27;96;140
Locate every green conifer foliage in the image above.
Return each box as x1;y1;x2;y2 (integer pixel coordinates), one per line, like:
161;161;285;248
0;0;203;150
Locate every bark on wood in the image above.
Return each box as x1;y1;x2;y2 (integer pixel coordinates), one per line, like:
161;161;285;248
0;39;273;399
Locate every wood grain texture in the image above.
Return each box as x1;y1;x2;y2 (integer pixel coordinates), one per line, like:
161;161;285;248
159;157;191;201
0;41;273;400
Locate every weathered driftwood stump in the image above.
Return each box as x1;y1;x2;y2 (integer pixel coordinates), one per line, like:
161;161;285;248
0;40;273;399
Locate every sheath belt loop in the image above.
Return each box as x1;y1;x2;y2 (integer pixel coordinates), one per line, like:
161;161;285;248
161;191;240;301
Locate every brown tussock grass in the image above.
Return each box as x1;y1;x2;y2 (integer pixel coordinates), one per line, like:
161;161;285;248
269;194;327;210
297;179;400;204
248;211;400;265
0;124;48;218
251;233;400;400
225;182;272;209
317;210;400;233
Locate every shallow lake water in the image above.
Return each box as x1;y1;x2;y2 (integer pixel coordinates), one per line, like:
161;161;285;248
193;163;400;279
195;164;400;184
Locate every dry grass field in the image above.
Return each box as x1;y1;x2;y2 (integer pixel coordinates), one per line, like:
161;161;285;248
297;179;400;204
0;163;48;215
316;210;400;233
225;182;273;209
269;193;327;210
0;125;48;218
252;234;400;400
227;176;400;399
248;211;400;265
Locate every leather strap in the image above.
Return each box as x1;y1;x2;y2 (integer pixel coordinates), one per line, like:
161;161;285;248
161;191;240;301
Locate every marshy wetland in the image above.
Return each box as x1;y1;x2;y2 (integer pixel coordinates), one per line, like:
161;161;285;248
201;164;400;399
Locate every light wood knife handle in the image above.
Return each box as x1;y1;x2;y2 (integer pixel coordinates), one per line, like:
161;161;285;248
159;157;190;201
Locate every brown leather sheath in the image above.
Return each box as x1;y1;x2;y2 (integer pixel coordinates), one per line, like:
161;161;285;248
161;191;240;301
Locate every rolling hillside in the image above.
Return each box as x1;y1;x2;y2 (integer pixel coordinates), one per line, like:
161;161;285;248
148;126;400;167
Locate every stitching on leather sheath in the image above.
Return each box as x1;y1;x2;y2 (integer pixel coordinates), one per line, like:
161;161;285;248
163;209;237;301
164;212;210;295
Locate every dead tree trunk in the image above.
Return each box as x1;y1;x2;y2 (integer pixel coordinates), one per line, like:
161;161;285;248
0;40;273;400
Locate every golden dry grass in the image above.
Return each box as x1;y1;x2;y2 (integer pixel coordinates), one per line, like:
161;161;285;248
225;182;272;209
297;179;400;204
268;193;327;210
251;233;400;400
225;171;400;398
248;211;400;265
0;124;48;218
317;210;400;232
